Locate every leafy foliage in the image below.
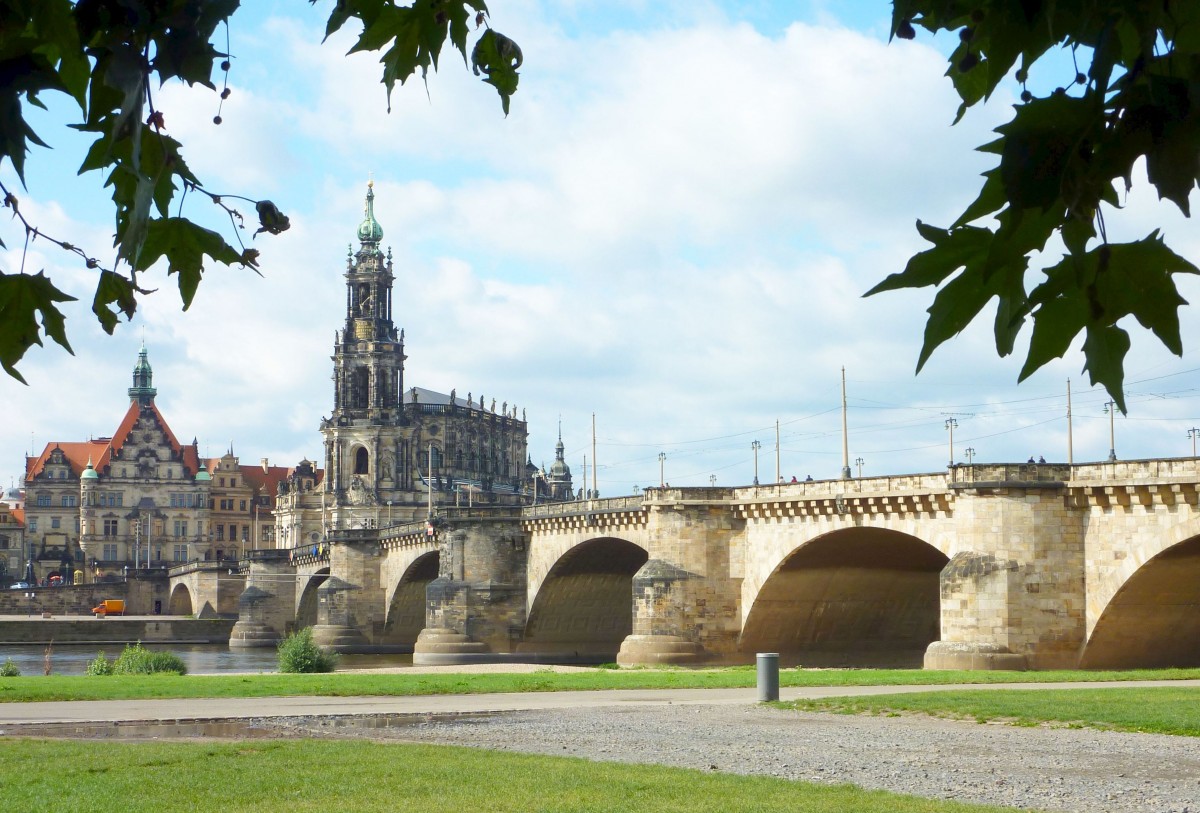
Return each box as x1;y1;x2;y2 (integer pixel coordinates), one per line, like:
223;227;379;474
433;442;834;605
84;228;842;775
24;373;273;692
0;657;20;677
0;0;519;381
871;1;1200;409
112;642;187;675
85;650;114;676
277;627;338;673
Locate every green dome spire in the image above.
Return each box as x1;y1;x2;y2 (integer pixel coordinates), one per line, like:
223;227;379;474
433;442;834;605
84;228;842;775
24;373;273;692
128;342;157;405
357;180;384;244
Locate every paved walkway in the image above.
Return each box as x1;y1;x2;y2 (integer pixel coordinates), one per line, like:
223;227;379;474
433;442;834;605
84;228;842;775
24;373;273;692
2;679;1198;725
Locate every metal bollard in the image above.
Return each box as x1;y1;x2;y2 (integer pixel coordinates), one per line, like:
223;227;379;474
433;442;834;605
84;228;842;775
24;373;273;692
756;652;779;702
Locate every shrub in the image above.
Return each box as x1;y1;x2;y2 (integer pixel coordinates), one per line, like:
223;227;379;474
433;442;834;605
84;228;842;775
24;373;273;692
112;642;187;675
86;652;114;676
0;658;20;677
277;628;337;673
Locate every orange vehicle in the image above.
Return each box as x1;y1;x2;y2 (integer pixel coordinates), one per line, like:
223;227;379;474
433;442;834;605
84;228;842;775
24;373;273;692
92;599;125;617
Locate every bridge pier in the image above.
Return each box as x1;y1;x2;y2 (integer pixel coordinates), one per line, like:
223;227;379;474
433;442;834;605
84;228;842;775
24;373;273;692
413;518;529;664
925;484;1085;670
310;539;381;653
617;494;743;666
229;553;296;648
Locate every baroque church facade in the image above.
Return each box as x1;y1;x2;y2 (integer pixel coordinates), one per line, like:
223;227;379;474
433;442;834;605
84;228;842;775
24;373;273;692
281;181;559;539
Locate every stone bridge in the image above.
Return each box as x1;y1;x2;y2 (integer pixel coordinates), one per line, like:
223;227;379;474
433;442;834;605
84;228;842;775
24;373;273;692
219;459;1200;669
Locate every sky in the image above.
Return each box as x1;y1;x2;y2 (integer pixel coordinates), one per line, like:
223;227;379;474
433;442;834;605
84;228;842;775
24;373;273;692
3;0;1200;496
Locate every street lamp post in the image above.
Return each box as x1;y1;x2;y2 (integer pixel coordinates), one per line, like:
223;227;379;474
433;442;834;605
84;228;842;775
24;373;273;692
945;418;958;467
965;446;975;465
751;440;761;485
854;457;864;479
1189;427;1199;458
658;452;666;488
709;475;717;487
1104;401;1117;461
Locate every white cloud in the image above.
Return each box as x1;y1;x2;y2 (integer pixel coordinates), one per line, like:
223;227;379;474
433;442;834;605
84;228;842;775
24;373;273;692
3;3;1198;494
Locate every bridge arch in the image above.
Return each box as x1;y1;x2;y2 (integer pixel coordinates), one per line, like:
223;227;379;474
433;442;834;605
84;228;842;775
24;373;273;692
295;567;330;629
520;536;649;662
168;582;194;616
1081;533;1200;668
741;526;947;667
383;551;439;646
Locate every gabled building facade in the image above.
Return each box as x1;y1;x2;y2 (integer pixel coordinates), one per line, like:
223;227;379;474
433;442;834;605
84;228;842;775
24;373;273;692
23;346;213;583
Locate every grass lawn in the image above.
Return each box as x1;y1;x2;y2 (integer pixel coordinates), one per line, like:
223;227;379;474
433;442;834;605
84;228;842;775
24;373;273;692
782;686;1200;736
0;737;1027;813
1;666;1199;703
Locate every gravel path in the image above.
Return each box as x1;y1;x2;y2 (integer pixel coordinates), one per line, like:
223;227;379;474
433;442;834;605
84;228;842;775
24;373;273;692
265;703;1200;813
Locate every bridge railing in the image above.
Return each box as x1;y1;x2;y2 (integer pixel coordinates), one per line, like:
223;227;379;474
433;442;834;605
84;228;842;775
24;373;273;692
722;474;950;500
167;559;232;577
948;463;1071;486
1069;457;1200;483
524;495;646;519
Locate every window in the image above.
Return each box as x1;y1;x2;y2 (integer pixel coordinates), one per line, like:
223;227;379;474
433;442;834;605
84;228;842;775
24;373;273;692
239;500;246;511
196;520;203;537
28;518;36;532
51;516;61;529
173;520;188;538
102;543;118;561
216;525;224;542
154;547;163;561
354;447;369;474
103;519;118;537
36;494;50;507
61;494;77;507
219;477;225;487
172;544;188;562
228;524;236;541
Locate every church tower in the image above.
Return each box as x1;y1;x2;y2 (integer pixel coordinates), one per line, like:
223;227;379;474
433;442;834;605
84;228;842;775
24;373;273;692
319;180;535;533
331;180;406;421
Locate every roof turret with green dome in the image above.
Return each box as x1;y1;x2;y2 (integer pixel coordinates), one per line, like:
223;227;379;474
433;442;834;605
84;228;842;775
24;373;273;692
128;343;157;405
357;180;384;246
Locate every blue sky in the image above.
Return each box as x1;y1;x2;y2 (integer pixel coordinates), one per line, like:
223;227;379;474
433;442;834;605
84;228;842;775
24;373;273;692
3;0;1199;495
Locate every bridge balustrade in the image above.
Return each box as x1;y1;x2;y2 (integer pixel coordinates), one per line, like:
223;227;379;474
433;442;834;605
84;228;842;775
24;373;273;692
1070;457;1200;483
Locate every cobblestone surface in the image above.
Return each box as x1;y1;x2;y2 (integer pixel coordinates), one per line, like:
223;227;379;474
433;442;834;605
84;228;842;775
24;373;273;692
266;704;1200;813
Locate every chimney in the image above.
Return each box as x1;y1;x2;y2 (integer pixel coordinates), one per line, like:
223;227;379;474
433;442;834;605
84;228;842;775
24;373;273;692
261;458;269;474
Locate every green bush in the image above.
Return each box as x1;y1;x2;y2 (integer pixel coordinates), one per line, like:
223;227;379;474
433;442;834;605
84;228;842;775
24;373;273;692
0;658;20;677
277;628;337;673
112;643;187;675
86;652;114;676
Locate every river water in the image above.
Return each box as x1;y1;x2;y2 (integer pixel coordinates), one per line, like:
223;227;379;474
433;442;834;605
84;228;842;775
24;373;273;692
0;643;414;676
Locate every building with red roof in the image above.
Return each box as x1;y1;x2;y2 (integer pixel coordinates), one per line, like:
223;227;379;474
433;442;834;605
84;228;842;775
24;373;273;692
22;345;213;584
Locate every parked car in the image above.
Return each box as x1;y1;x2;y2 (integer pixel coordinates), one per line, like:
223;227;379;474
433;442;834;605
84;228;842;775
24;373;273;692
8;581;30;590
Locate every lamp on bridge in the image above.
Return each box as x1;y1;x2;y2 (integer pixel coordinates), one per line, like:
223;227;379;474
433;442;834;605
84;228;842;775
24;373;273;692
751;440;761;485
1103;401;1118;462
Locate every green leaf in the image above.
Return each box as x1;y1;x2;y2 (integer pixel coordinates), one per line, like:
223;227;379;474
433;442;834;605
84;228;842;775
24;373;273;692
0;270;76;382
865;221;992;296
471;29;522;115
1082;325;1131;413
138;217;247;308
91;269;138;334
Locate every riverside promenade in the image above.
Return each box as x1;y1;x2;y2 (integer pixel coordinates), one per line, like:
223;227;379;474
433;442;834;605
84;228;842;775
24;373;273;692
3;678;1200;725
